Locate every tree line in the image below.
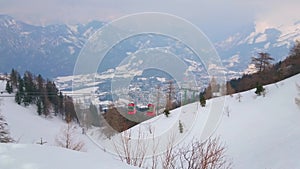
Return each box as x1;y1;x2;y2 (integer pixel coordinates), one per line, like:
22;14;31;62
229;40;300;93
202;40;300;99
6;69;78;122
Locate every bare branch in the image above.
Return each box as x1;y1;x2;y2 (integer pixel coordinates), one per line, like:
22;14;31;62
55;122;85;151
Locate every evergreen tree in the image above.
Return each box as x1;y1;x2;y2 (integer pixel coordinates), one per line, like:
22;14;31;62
200;94;206;107
23;71;36;105
255;83;265;96
5;81;13;94
36;98;42;116
42;96;51;117
58;91;64;116
0;112;14;143
46;80;59;116
15;91;21;105
10;68;19;89
17;77;25;105
164;109;170;117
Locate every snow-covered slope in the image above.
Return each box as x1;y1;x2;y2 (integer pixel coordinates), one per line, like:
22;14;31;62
0;73;299;169
216;74;300;169
0;80;137;169
0;143;137;169
124;73;300;169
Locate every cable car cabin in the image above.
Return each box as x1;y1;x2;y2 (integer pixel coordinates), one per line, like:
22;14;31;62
146;104;155;116
128;103;136;115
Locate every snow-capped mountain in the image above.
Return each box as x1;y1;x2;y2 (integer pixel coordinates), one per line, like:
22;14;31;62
216;21;300;75
1;14;299;79
0;15;104;78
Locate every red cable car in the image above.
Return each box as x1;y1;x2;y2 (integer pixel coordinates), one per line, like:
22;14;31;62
128;103;136;115
146;104;155;116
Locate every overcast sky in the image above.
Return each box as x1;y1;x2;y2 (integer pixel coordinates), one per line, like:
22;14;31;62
1;0;299;40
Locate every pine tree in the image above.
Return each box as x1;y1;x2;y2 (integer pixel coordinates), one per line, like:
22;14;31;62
10;69;19;89
5;81;13;94
164;109;170;117
23;71;35;105
58;91;64;116
36;98;42;116
200;94;206;107
255;83;265;96
15;91;21;105
16;77;25;105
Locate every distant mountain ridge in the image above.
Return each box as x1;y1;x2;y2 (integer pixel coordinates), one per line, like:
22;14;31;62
216;21;300;76
0;15;299;78
0;15;103;77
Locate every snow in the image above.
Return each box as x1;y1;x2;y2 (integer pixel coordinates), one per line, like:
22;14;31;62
223;54;240;68
243;63;258;74
124;74;300;169
254;33;267;43
0;80;137;169
68;46;75;55
0;143;137;169
0;73;300;169
264;42;270;49
216;75;300;169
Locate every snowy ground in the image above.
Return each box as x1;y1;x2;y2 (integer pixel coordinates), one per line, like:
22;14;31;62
0;74;299;169
0;80;137;169
118;73;300;169
216;74;300;169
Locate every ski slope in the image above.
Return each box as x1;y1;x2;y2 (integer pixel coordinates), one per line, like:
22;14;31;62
216;74;300;169
0;73;299;169
0;80;137;169
125;73;300;169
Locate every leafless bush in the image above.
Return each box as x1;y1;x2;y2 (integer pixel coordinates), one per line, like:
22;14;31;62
149;128;159;169
114;128;231;169
55;122;85;151
177;137;232;169
161;133;177;169
113;128;148;168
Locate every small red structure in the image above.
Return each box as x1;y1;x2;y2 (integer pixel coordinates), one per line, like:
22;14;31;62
146;104;155;116
128;103;136;115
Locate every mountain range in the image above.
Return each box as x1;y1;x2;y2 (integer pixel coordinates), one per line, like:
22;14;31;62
0;14;299;78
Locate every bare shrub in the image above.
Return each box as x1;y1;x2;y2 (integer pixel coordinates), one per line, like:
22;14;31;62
178;137;232;169
113;129;231;169
113;128;148;168
161;133;177;169
55;122;85;151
